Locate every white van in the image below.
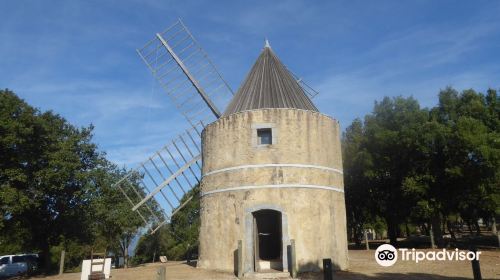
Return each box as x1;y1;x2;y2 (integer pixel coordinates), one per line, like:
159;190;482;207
0;255;29;278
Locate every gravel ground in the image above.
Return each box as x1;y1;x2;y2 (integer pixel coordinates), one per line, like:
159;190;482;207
26;249;499;280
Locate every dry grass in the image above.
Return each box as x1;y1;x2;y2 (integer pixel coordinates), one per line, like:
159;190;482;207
27;249;499;280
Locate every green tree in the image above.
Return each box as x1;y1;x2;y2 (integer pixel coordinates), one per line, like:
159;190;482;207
0;89;101;270
133;227;173;264
0;89;152;271
90;167;147;268
343;88;499;247
362;96;428;245
343;119;376;244
167;185;200;260
432;88;499;234
133;185;200;263
408;88;499;244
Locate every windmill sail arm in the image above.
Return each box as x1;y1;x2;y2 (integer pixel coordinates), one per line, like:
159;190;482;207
178;19;234;96
285;66;320;99
132;154;200;211
150;195;194;234
112;122;204;233
137;19;233;129
124;18;235;234
156;33;221;118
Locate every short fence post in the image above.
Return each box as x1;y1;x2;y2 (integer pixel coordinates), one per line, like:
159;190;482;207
470;247;482;280
237;240;243;278
59;250;65;275
290;239;297;278
323;258;333;280
156;266;166;280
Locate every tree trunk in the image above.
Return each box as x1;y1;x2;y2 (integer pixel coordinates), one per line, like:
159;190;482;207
494;218;500;247
431;214;443;248
59;250;65;275
447;220;456;240
353;230;361;246
429;223;436;248
474;220;481;235
364;229;370;250
41;243;51;273
467;220;473;235
456;216;462;233
422;223;429;236
125;245;129;268
349;223;356;243
386;218;398;246
120;237;130;268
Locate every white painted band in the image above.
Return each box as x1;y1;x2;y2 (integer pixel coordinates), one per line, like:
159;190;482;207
201;184;344;197
203;163;343;177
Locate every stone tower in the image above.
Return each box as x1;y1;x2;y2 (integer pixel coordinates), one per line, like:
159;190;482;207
197;43;348;275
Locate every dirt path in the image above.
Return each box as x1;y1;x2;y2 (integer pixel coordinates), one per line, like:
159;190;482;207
333;249;499;280
28;262;237;280
28;249;499;280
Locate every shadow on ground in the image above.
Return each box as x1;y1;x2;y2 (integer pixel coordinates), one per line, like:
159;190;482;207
299;271;495;280
294;259;497;280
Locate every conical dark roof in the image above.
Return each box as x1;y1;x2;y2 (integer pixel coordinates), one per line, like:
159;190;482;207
223;43;318;115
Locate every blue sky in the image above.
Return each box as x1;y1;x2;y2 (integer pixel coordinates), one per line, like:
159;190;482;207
1;0;499;168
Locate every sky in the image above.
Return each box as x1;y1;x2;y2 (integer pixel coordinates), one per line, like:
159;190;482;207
1;0;500;168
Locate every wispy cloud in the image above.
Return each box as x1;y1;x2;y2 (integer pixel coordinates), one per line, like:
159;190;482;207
1;0;499;168
313;10;500;128
9;77;189;166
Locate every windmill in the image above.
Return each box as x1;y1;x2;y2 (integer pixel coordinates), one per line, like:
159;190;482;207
112;19;319;234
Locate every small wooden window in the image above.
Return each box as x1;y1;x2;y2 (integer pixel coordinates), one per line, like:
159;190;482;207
257;128;272;145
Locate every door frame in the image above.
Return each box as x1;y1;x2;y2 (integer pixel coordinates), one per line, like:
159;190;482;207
244;204;289;274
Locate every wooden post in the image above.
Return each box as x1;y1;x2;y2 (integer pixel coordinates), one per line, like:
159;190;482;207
364;229;370;250
237;240;243;278
323;258;333;280
492;218;499;248
125;246;129;268
58;250;65;275
470;247;482;280
290;239;297;278
156;266;166;280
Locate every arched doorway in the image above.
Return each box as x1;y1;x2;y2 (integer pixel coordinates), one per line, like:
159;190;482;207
253;209;282;272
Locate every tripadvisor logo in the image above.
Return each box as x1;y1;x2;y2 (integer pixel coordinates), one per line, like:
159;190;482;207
375;244;398;266
375;244;482;267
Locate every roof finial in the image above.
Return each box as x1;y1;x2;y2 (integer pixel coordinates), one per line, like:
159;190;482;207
264;38;271;49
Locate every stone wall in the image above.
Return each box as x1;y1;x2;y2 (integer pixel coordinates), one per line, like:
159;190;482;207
197;108;348;274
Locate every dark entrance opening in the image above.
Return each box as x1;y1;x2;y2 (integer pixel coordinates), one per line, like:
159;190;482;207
253;209;282;265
